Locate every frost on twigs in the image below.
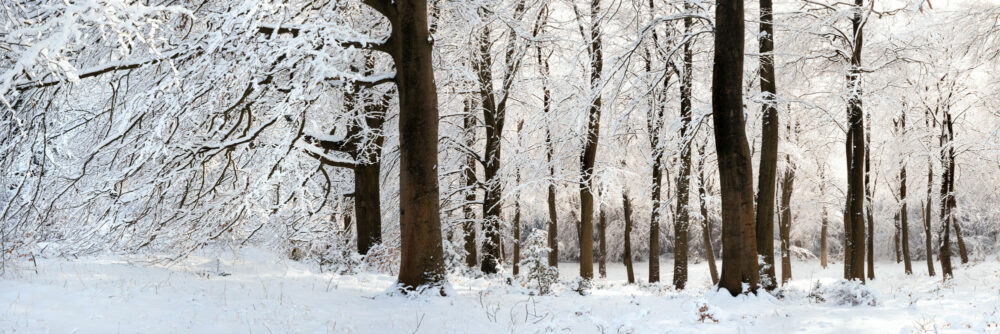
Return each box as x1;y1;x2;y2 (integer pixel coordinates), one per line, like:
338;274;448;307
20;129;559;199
518;229;558;295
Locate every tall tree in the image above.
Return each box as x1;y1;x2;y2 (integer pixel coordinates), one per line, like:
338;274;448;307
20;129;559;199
697;140;720;284
537;33;560;269
712;0;760;295
865;113;875;280
576;0;604;281
938;112;955;279
672;0;695;290
598;202;608;278
475;0;529;274
843;0;867;282
462;98;479;268
754;0;780;292
819;165;829;269
895;110;913;274
387;0;447;290
623;188;637;284
778;155;795;285
512;121;525;275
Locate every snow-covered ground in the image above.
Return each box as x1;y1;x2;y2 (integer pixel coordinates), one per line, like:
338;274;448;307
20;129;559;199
2;249;999;333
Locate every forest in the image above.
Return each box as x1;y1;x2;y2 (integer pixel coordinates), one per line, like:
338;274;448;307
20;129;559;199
2;0;1000;332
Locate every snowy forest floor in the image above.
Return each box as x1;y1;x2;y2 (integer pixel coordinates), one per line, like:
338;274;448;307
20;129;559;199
2;249;999;333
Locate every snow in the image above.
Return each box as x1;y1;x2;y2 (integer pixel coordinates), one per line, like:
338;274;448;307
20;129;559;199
3;249;999;333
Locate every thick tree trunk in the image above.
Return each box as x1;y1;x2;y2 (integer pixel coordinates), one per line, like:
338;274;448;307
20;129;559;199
475;22;505;274
755;0;780;292
389;0;446;290
712;0;760;295
623;191;636;284
577;0;603;281
778;161;794;285
844;0;866;282
462;99;479;268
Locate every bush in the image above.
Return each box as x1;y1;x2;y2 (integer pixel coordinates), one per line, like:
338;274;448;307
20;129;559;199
810;279;878;306
518;229;559;295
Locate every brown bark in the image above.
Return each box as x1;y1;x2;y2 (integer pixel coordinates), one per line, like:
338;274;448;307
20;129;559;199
938;113;955;279
865;114;875;280
698;142;719;284
385;0;447;290
778;158;794;285
672;3;694;290
755;0;780;292
897;112;913;274
712;0;760;295
844;0;866;282
645;51;665;284
578;0;603;281
462;98;478;268
538;45;559;269
623;190;636;284
820;167;829;269
599;206;607;278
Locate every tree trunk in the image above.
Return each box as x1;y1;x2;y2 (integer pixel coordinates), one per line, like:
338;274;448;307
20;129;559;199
672;5;695;291
820;167;829;269
645;47;665;285
539;46;559;269
698;142;719;284
778;159;794;285
577;0;603;281
844;0;866;282
475;22;505;274
462;98;478;268
755;0;780;292
599;206;607;278
865;114;875;280
712;0;760;295
898;111;913;274
623;190;636;284
924;155;936;276
954;218;969;264
513;167;522;275
938;113;955;279
388;0;446;290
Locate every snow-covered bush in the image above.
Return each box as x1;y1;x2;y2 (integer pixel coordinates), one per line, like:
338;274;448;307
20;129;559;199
810;280;878;306
518;229;558;295
317;234;362;275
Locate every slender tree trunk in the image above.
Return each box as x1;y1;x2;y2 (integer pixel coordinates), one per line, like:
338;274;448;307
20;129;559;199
938;113;955;279
645;49;665;285
844;0;866;282
954;217;969;264
577;0;603;281
698;142;719;284
670;0;695;291
623;190;636;284
778;159;794;285
755;0;780;292
898;111;913;274
865;115;875;280
513;151;522;275
820;167;829;269
462;98;479;268
389;0;446;290
712;0;759;295
599;206;607;278
539;47;559;269
475;22;505;274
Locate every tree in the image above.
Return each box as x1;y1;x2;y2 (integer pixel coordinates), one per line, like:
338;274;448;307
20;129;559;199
712;0;760;295
843;0;867;282
778;153;795;285
819;165;830;269
577;0;605;281
623;188;637;284
672;0;696;290
754;0;780;292
895;110;913;274
697;139;720;284
462;98;479;268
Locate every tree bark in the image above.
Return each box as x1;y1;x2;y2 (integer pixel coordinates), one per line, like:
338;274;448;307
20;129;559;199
578;0;603;281
843;0;866;282
388;0;447;290
462;98;479;268
938;113;954;279
599;206;608;278
623;190;636;284
820;167;829;269
672;4;694;290
698;142;719;284
755;0;780;292
778;158;794;285
865;114;875;280
897;111;913;274
539;45;559;269
712;0;760;295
